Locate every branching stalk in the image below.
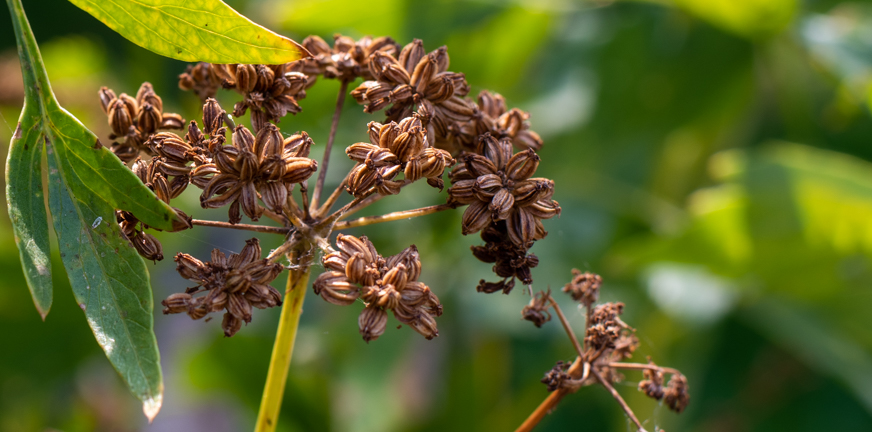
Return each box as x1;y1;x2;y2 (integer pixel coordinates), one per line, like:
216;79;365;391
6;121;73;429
255;245;312;432
333;203;454;230
310;80;349;211
548;298;584;359
191;219;289;235
608;362;682;376
315;173;349;218
592;368;647;432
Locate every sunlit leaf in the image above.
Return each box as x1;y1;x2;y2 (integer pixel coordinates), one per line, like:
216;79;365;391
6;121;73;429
670;0;797;38
6;0;175;420
67;0;308;64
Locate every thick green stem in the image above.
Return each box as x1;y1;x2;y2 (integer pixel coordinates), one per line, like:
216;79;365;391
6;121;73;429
254;246;312;432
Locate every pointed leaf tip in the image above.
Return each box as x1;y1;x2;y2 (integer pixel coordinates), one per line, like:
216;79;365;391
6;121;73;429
143;394;163;423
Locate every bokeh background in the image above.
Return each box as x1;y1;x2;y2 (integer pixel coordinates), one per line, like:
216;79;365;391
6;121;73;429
2;0;872;430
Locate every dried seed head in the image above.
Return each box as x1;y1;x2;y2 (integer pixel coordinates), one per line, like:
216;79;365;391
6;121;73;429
521;290;552;327
541;361;579;392
638;361;665;401
563;269;602;307
664;375;690;413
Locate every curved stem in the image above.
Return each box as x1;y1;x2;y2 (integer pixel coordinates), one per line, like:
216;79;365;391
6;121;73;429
333;203;454;230
608;362;682;376
592;368;646;432
254;246;312;432
310;80;349;211
548;298;584;359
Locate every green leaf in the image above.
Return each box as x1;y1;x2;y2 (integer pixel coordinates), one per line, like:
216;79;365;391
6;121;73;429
67;0;309;64
6;0;176;420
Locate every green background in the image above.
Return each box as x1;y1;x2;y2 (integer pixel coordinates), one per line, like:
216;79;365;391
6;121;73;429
3;0;872;430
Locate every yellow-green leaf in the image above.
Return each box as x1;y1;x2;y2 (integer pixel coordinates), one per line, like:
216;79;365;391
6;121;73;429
67;0;309;64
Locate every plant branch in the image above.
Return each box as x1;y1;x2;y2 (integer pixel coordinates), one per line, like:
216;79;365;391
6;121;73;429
255;245;312;432
314;174;349;218
333;203;454;230
191;219;289;235
310;79;348;211
549;298;584;359
299;181;312;221
608;362;682;376
592;368;647;432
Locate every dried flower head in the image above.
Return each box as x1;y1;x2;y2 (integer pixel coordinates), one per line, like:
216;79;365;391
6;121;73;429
314;234;441;342
178;62;222;101
161;238;283;337
664;374;690;413
521;290;552;327
198;123;317;223
448;134;558;245
541;361;581;392
471;221;540;293
209;63;314;131
638;361;665;400
301;34;400;81
345;115;454;196
457;90;543;152
99;83;185;162
351;40;472;143
563;269;602;307
585;302;629;353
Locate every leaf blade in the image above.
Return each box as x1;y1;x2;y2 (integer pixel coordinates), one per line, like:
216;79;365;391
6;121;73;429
6;116;52;319
47;138;163;421
68;0;308;64
6;0;169;418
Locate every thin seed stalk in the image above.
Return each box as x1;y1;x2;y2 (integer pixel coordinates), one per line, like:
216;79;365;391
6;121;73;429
191;219;289;235
333;203;454;230
254;246;312;432
310;80;349;211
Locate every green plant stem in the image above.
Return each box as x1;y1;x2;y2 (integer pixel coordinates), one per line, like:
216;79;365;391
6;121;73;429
255;246;312;432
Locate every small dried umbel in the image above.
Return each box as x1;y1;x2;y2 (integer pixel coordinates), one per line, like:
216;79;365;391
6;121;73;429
99;83;185;162
563;269;601;307
212;63;315;132
448;133;559;246
638;360;665;400
300;34;400;81
197;123;318;223
345;114;454;196
521;290;552;327
472;221;539;293
458;90;543;152
313;234;442;342
541;361;585;393
161;238;283;337
351;39;472;143
178;62;222;101
664;374;690;413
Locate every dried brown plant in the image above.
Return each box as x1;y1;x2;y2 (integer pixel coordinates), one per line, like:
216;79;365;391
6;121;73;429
96;34;688;431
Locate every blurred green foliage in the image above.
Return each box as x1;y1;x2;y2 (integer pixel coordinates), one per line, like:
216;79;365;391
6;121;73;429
3;0;872;431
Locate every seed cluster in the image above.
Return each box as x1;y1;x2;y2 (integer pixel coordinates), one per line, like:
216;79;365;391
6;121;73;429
162;238;284;337
314;234;442;342
100;83;185;162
